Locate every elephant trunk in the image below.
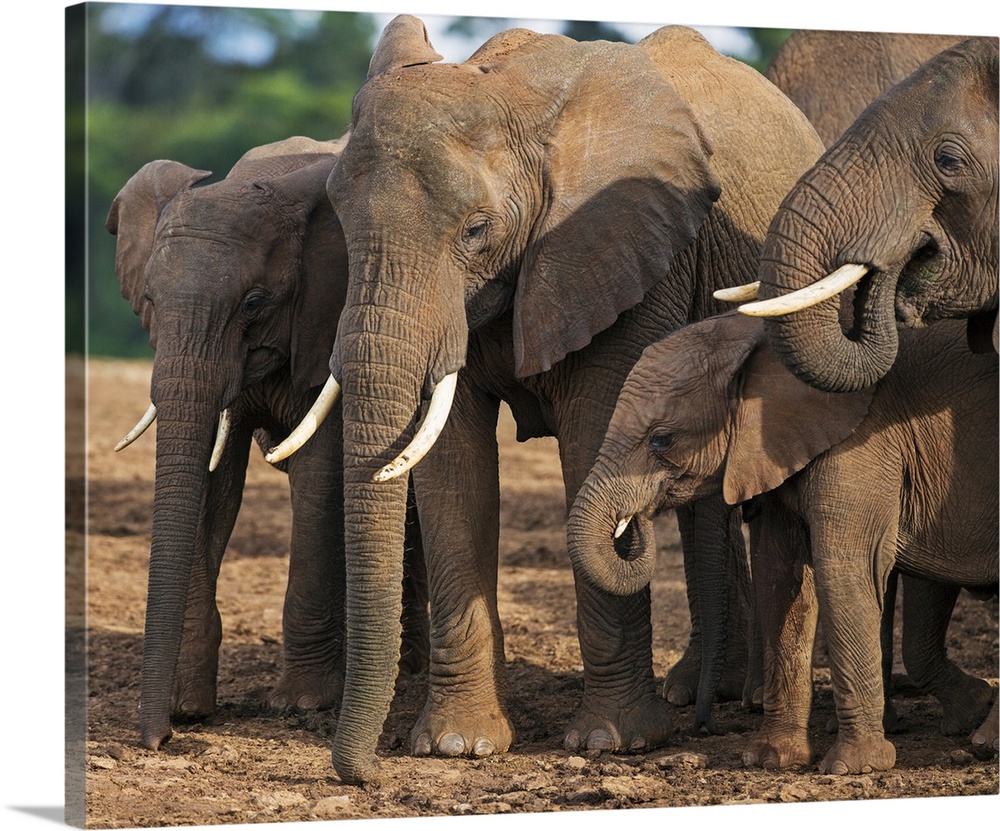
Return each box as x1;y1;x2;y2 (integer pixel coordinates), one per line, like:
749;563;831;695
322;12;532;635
567;464;657;597
332;307;431;786
757;157;902;393
139;353;223;749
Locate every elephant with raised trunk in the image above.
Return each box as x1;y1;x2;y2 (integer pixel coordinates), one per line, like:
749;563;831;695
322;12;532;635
108;137;428;751
568;313;998;771
271;16;825;783
742;36;999;391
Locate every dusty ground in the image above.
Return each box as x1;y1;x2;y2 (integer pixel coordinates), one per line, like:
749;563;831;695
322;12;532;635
70;355;998;829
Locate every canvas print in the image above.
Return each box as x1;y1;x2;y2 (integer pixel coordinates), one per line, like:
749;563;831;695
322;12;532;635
66;2;999;827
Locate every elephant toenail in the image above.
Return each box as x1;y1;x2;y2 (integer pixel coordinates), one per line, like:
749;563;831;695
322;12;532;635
564;730;581;751
830;761;849;775
413;734;432;756
587;730;615;751
472;739;496;757
438;733;466;756
628;737;647;752
297;694;318;710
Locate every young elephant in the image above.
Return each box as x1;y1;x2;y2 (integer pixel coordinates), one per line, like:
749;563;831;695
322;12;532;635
108;137;428;751
568;312;998;772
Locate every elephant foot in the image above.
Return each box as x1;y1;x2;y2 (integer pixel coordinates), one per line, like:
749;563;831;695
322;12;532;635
661;642;747;707
564;691;673;754
171;664;218;719
410;697;514;758
818;734;896;775
742;726;813;769
267;666;344;711
937;675;994;736
969;693;998;754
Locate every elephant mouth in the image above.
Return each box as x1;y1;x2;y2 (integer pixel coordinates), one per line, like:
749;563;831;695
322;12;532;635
612;513;649;562
891;236;942;328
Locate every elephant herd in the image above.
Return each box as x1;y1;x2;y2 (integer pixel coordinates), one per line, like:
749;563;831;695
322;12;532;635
108;19;998;786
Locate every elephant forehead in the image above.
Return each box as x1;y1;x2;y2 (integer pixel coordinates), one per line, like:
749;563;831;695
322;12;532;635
159;188;277;244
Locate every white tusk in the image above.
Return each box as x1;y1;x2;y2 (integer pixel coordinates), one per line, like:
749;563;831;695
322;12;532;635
614;516;633;540
208;409;231;472
265;375;341;464
374;372;459;483
713;282;760;303
115;403;157;452
738;264;869;317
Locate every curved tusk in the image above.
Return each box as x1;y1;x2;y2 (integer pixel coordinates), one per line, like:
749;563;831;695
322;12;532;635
115;403;157;452
738;263;869;317
208;409;231;472
265;374;341;464
713;282;760;303
374;372;459;483
614;516;633;540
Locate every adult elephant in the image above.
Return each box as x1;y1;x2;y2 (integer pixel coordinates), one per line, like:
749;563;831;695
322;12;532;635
272;17;824;783
740;36;999;391
107;137;428;751
765;29;964;148
568;313;998;770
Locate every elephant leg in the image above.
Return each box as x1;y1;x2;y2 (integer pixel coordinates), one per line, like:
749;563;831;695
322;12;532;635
408;378;513;758
664;498;752;729
557;406;672;754
268;415;347;712
399;486;430;676
810;497;897;774
899;576;994;736
174;425;253;718
742;498;817;768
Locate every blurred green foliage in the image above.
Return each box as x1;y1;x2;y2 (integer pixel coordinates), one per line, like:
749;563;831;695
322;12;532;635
69;4;790;357
69;3;376;357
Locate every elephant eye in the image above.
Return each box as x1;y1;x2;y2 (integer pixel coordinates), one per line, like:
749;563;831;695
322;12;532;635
462;218;490;250
649;432;674;453
934;142;967;176
243;292;267;318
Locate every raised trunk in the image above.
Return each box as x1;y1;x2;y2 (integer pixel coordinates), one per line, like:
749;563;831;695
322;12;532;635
139;355;219;749
757;158;902;393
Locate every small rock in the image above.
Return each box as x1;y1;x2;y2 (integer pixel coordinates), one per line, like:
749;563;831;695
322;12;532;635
566;788;604;805
451;803;474;815
563;755;588;770
949;750;975;766
657;752;708;769
312;795;351;819
89;757;116;770
778;784;811;802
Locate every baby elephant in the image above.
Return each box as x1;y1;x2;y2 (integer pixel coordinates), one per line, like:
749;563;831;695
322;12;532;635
568;312;998;772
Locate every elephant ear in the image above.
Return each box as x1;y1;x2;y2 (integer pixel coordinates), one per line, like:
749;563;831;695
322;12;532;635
265;156;349;394
106;161;212;345
722;335;875;505
367;15;443;80
512;42;720;378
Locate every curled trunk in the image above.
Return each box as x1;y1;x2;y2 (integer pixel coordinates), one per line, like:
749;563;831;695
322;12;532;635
757;158;902;393
567;472;657;598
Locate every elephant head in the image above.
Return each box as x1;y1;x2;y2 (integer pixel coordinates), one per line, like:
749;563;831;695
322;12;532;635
567;312;874;595
106;141;347;750
745;36;999;392
273;16;722;784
